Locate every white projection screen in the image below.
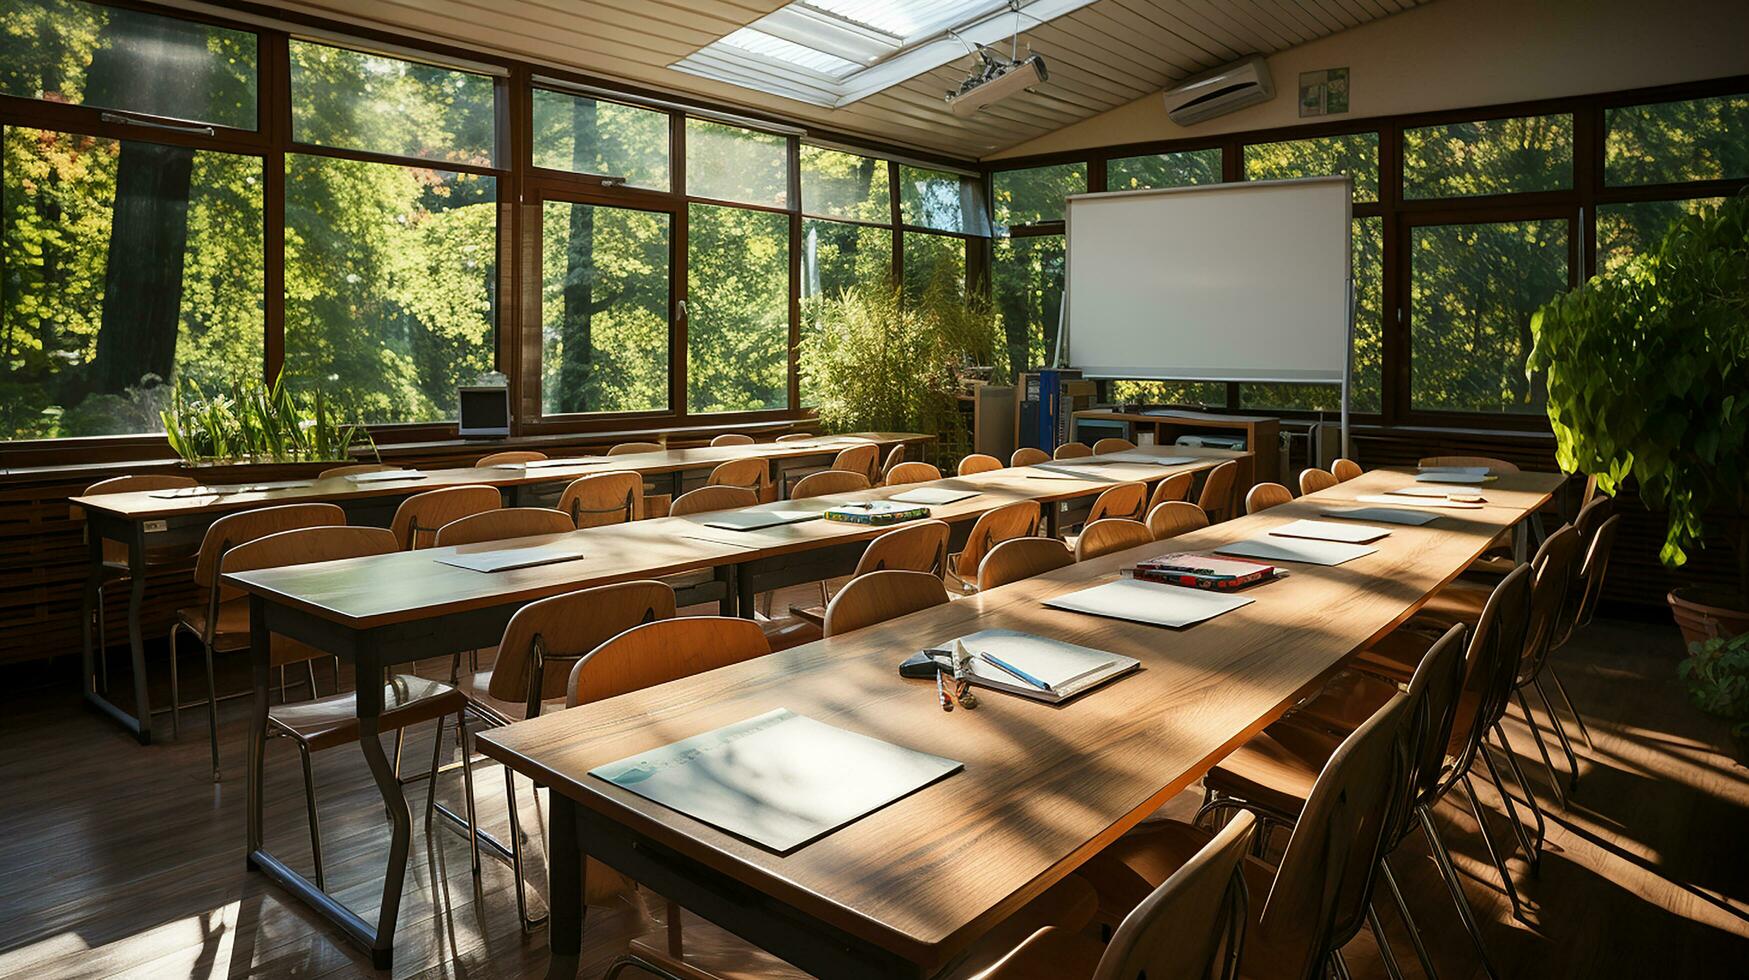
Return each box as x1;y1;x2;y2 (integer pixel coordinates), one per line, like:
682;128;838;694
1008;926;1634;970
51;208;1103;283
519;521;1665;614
1062;176;1352;386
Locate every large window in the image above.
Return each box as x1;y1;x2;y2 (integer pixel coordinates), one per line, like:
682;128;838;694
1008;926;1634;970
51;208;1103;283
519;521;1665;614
800;145;889;223
541;202;670;415
532;90;669;190
1245;133;1379;201
687;204;789;413
1403;114;1573;199
1107;149;1221;190
902;232;965;302
993;163;1085;230
289;40;495;166
685;119;787;207
1605;94;1749;186
992;235;1062;372
899;165;989;235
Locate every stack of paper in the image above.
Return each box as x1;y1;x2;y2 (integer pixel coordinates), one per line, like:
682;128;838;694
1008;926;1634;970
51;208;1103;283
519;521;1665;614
1268;518;1391;544
1045;577;1254;627
947;629;1140;703
701;509;821;531
889;487;979;505
1217;536;1376;566
1320;506;1442;526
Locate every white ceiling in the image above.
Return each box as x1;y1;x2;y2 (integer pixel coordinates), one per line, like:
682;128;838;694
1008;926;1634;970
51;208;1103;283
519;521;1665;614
246;0;1433;160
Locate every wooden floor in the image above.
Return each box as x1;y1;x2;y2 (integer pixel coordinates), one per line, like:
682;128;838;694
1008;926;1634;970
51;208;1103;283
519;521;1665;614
1;595;1746;979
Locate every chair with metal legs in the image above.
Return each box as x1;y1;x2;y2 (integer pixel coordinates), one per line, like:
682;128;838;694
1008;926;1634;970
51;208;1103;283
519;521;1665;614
389;484;502;551
80;475;200;700
1543;503;1622;753
789;519;949;629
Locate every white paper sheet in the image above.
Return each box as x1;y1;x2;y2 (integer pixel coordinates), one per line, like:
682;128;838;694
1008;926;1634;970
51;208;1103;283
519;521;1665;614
1267;519;1391;544
1418;465;1490;476
1320;506;1442;526
701;509;821;531
1044;577;1254;628
344;469;427;483
1092;452;1200;465
1414;472;1489;484
889;487;979;505
434;541;588;572
1217;536;1376;566
1385;485;1486;498
1356;494;1483;510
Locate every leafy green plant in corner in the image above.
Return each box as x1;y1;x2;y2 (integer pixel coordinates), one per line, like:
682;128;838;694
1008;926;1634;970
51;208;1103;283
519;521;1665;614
1527;193;1749;575
1678;633;1749;736
160;376;375;465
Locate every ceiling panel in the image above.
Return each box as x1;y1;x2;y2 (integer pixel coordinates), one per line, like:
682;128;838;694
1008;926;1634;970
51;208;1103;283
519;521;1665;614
243;0;1433;159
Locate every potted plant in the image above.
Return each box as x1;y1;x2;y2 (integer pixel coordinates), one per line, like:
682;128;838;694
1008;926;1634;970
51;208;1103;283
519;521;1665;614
1527;194;1749;644
1678;633;1749;765
161;376;375;467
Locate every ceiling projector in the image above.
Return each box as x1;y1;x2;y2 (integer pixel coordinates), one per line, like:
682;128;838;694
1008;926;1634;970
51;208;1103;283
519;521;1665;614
945;50;1048;118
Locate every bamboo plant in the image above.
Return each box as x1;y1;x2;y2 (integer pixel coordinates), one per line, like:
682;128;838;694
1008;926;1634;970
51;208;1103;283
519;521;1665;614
161;376;375;465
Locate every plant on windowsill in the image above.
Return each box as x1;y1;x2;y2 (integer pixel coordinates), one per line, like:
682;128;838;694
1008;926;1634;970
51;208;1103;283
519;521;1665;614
160;376;376;466
1678;633;1749;765
1527;192;1749;643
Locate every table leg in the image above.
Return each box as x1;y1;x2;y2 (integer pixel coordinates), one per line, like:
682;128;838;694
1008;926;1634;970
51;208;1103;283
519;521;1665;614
715;564;738;617
546;793;585;980
81;531;102;698
736;564;757;620
124;522;153;745
247;595;270;855
354;644;411;970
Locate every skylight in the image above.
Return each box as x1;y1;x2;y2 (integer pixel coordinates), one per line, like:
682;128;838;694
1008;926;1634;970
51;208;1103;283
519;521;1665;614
672;0;1096;109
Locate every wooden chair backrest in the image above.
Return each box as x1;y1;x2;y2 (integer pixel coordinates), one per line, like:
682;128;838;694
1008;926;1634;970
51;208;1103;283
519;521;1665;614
978;536;1075;591
1245;482;1293;515
954;500;1042;580
1331;458;1363;482
710;433;754;446
558;471;644;529
1075;519;1154;562
222;525;397;576
1379;622;1468;852
1259;694;1410;980
1147;501;1210;541
1196;460;1239;523
1010;447;1050;467
434;507;573;547
791;469;872;499
1148;471;1195;510
1298;468;1338;496
957;454;1002;476
707;457;768;493
1418;455;1520;473
885;461;941;486
1574;514;1621;631
568;616;769;708
1094;810;1257;980
1519;524;1581;680
1092;437;1136;455
498;581;676;707
1087;481;1149;523
1453;564;1532;778
607;441;665;456
823;570;950;638
195;503;346;590
879;444;907;483
854;520;950;577
476;451;547;467
671;485;758;516
390;484;502;550
832;444;880;482
85;475;201;563
1053;442;1092;460
1573;493;1613;542
775;432;817;442
317;463;392;479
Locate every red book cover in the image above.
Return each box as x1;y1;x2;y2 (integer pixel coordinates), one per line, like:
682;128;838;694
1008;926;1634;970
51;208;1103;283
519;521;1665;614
1129;552;1279;590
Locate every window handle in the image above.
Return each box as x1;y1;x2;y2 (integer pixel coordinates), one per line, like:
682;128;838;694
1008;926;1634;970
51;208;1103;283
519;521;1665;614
677;300;688;320
100;111;216;137
599;175;628;188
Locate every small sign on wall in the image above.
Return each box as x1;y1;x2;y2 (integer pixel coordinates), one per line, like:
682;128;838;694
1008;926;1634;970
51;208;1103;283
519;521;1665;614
1298;67;1349;117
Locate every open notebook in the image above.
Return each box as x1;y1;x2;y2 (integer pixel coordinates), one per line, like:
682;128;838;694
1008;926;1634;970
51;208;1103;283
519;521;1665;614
946;629;1139;704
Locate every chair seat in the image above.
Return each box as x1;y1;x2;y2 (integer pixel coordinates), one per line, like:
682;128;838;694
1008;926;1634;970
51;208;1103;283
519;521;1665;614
1202;720;1345;819
456;668;565;728
1345;625;1446;684
175;598;331;667
959;925;1107;980
936;873;1100;980
268;674;463;752
1286;669;1405;734
1410;583;1491;627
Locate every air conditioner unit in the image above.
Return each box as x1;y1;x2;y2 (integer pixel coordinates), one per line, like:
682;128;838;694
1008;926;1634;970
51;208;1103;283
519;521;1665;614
1163;55;1274;125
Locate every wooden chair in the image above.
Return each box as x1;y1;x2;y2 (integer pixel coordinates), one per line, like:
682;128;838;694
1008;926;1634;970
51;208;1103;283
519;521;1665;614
433;508;573;547
710;433;754;446
607;441;665;456
1085;481;1149;523
1053;442;1092;460
1092;437;1136;455
170;503;346;780
707;457;769;496
1196;460;1239;524
463;580;677;929
1298;468;1338;496
1147;471;1195;511
885;461;942;486
82;474;200;696
1245;482;1293;515
834;443;881;482
671;485;758;516
791;520;952;628
775;432;818;442
791;469;872;499
1331;458;1363;482
317;463;392;479
1419;455;1519;473
390;485;502;550
878;444;907;483
1010;447;1050;467
967;811;1257;980
958;454;1002;476
477;451;547;467
557;471;643;529
1544;510;1622;755
978;537;1074;591
947;500;1042;593
822;570;950;638
1075;519;1154;562
1147;501;1209;541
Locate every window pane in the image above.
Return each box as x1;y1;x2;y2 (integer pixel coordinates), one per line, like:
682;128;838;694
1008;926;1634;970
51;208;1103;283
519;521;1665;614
902;231;965;303
801;218;891;405
0;0;257;130
1107;149;1222;190
1109;380;1226;408
1410;219;1568;414
1605;94;1749;186
3;126;263;439
899;165;990;235
800;145;889;222
685;120;787;207
687;204;789;412
1403;114;1573;199
993;162;1085;229
531;89;669;190
1244;133;1379;202
1241;217;1383;414
283;156;497;423
1596;198;1723;275
289;40;495;167
992;234;1063;372
541;202;670;415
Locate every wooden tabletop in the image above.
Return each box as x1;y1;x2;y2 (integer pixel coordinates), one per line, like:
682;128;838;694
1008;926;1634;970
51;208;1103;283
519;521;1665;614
67;433;926;522
223;446;1245;629
475;467;1564;975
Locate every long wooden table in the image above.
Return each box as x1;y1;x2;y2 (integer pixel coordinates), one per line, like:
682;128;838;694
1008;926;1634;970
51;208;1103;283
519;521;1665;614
220;445;1244;968
65;432;925;743
476;468;1564;979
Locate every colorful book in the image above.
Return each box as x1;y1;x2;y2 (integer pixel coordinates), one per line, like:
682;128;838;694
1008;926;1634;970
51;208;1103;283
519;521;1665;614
822;500;932;526
1128;552;1279;590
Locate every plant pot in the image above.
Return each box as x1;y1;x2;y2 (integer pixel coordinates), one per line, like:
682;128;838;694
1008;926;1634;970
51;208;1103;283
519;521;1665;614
1668;587;1749;647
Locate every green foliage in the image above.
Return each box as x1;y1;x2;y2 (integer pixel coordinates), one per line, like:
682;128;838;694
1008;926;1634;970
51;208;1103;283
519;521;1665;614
1527;195;1749;566
1678;633;1749;730
160;375;372;464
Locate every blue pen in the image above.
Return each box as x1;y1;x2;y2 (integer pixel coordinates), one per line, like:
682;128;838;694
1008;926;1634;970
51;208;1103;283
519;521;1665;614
977;651;1053;693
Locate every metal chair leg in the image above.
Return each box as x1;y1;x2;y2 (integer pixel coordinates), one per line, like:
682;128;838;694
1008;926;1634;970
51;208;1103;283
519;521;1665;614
1367;904;1407;980
1478;741;1540;871
166;624;180;740
279;665;287;702
296;738;325;890
505;765;549;931
203;639;221;783
1418;804;1499;980
95;582;110;694
1378;858;1437;980
1534;677;1581;791
392;727;405;781
1330;949;1355;980
1546;663;1594;750
306;660;319;698
1514;689;1568;808
1460;774;1527;920
425;714;446;832
1491;725;1547;854
457;712;480;873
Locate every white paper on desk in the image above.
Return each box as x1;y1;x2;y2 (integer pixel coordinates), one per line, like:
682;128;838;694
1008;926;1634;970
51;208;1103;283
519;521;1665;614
434;541;587;572
1217;536;1376;566
492;457;611;470
702;509;821;531
1031;464;1117;480
1418;465;1490;476
1356;494;1483;510
1045;577;1253;628
591;708;961;855
1321;506;1442;526
889;487;979;505
1385;485;1486;499
1414;472;1490;484
1089;452;1199;465
1268;519;1391;544
344;469;427;483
